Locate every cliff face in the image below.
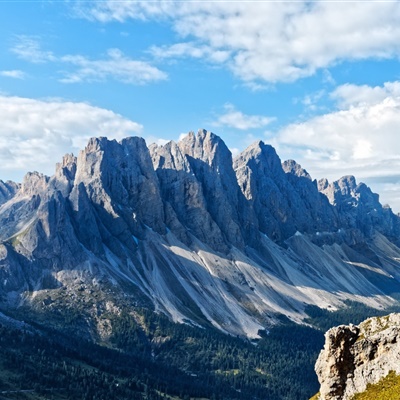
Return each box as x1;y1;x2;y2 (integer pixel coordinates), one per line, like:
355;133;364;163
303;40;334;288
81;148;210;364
315;314;400;400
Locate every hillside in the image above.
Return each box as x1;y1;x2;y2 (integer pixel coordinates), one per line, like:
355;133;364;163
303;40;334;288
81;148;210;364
1;130;400;399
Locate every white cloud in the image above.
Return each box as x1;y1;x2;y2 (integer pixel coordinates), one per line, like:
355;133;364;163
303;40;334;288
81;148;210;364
295;90;326;112
60;48;167;84
0;96;142;182
0;70;25;79
273;81;400;211
331;81;400;108
77;1;400;84
149;42;231;64
11;37;167;85
74;0;175;23
12;35;55;63
213;104;275;130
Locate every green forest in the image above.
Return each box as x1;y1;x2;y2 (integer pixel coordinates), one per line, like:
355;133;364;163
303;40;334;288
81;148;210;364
0;301;397;400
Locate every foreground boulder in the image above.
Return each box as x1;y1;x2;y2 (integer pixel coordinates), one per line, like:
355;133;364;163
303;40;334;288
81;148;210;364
315;313;400;399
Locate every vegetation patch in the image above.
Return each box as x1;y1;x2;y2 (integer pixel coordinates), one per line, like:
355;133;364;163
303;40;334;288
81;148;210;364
351;371;400;400
0;306;324;400
304;300;400;332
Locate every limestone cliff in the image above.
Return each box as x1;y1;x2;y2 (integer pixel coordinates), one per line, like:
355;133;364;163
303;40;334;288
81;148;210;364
315;313;400;400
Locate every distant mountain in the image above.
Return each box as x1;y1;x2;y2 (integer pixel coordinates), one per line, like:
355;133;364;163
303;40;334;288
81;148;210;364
1;129;400;339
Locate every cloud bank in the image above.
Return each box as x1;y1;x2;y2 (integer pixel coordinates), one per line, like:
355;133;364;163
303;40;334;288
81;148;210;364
78;1;400;84
0;96;142;181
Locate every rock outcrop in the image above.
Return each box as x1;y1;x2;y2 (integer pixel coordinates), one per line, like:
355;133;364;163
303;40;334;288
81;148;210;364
315;313;400;399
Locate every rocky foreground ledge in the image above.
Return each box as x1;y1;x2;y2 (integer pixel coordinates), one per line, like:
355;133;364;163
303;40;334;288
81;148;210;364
314;313;400;400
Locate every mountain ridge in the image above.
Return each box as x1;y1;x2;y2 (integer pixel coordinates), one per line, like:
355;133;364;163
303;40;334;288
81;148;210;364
1;129;400;338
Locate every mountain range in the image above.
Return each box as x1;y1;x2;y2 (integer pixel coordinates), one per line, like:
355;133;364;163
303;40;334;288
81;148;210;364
1;129;400;340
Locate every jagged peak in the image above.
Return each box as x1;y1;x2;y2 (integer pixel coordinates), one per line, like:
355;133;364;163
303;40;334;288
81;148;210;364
85;136;111;152
51;153;78;196
61;153;76;166
233;140;264;161
55;153;77;173
234;140;283;178
237;140;279;160
119;135;147;150
331;176;375;199
149;139;191;172
336;175;357;189
318;175;358;197
179;129;226;148
178;129;232;168
83;136;147;156
21;171;49;196
282;159;312;180
318;178;329;191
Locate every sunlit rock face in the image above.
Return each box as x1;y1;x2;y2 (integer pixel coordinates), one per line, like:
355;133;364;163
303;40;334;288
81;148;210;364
1;129;400;338
315;313;400;400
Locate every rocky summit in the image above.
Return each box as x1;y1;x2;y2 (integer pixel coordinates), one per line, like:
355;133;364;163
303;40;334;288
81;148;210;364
1;129;400;338
315;313;400;400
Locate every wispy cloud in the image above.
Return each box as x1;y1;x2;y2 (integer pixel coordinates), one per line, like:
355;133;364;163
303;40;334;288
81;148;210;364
150;42;231;64
76;1;400;84
0;95;142;181
213;104;275;130
11;36;167;85
0;70;25;79
12;35;55;63
60;48;167;84
293;90;327;113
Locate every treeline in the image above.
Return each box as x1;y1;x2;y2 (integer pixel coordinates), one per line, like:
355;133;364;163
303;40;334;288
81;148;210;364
2;300;391;400
108;309;324;400
304;300;400;332
0;308;324;400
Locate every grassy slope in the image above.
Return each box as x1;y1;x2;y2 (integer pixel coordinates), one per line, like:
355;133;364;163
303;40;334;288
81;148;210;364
351;371;400;400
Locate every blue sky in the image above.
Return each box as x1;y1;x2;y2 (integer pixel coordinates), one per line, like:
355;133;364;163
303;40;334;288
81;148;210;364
2;1;400;211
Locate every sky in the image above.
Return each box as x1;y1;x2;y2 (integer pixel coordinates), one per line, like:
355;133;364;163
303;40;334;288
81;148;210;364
1;1;400;211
